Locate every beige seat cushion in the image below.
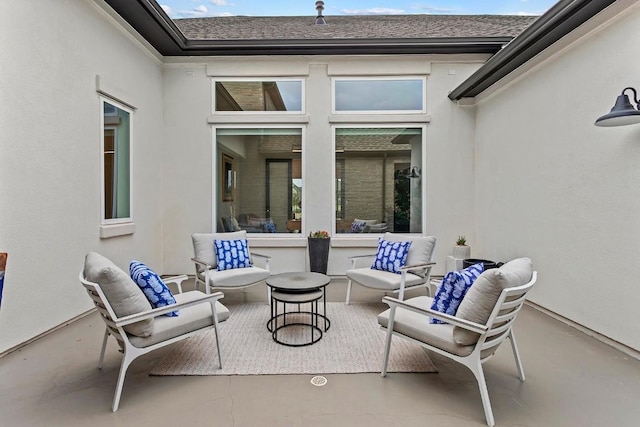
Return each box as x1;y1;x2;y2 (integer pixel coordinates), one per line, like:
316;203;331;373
346;268;425;291
192;231;248;271
378;296;474;357
200;265;270;288
83;252;154;337
453;257;533;345
383;233;437;277
129;291;230;348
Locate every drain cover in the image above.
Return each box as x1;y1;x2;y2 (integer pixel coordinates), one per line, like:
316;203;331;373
310;375;327;386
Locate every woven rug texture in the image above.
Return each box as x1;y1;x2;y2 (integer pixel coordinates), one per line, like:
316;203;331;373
150;302;437;376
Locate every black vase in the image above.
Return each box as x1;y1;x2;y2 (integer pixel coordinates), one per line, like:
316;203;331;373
308;238;330;274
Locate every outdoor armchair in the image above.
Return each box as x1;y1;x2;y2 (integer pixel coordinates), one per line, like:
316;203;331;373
378;258;537;426
345;233;436;304
80;252;229;412
191;230;271;299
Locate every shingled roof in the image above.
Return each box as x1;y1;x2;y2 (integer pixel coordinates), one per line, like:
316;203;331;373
174;14;538;41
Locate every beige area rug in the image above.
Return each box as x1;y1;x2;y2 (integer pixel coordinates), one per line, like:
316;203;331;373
150;302;437;376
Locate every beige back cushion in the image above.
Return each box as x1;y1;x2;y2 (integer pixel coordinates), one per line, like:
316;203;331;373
453;257;533;345
83;252;154;337
383;233;437;277
192;231;248;270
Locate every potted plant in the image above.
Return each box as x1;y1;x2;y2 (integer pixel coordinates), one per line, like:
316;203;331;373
308;230;330;274
453;235;471;260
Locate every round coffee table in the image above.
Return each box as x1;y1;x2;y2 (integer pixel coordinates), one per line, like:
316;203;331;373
266;272;331;346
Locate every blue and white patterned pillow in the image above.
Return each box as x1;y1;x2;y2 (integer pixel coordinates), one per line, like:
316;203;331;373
370;239;412;274
263;220;277;233
214;239;252;271
129;260;179;317
350;220;366;233
430;263;484;324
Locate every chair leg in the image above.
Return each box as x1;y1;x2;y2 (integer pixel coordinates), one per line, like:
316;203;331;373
398;271;407;301
98;328;109;369
212;303;223;369
112;348;138;412
345;279;353;305
469;360;495;427
381;307;397;377
509;329;526;381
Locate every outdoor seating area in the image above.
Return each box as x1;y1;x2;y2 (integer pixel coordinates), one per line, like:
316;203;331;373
3;1;640;426
77;233;540;425
3;273;640;426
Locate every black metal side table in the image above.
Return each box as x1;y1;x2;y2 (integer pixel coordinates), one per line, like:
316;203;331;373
266;272;331;347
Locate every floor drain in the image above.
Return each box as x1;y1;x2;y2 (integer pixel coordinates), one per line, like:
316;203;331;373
310;375;327;386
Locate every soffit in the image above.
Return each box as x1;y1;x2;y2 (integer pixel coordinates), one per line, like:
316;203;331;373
449;0;619;100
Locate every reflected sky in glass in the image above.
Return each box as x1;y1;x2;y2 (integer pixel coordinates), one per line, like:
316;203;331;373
335;79;423;111
276;81;302;111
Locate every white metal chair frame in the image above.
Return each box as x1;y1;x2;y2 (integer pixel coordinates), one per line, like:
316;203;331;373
192;253;271;291
80;273;224;412
380;271;538;427
345;253;436;305
191;252;272;301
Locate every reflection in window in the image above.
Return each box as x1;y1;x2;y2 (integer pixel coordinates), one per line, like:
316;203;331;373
102;100;131;223
215;80;303;112
334;127;423;234
334;78;424;112
216;128;303;234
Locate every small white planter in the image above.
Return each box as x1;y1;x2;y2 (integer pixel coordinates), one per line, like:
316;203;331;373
452;245;470;260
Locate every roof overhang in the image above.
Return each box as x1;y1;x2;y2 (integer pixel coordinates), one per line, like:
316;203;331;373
103;0;513;56
448;0;618;100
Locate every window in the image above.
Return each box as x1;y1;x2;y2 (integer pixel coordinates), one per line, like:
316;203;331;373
215;127;303;234
333;78;425;113
101;98;132;224
215;80;304;112
334;127;423;234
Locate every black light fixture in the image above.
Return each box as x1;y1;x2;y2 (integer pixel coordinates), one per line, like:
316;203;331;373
595;87;640;127
408;166;421;179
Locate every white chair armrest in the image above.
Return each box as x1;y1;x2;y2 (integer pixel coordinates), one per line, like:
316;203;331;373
115;291;224;327
348;254;376;268
398;261;436;271
381;296;487;335
250;252;271;260
250;252;271;271
162;274;188;294
191;257;212;269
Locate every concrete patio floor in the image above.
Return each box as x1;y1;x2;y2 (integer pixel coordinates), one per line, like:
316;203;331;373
1;279;640;426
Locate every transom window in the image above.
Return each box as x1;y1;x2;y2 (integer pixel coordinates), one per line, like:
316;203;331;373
333;77;425;113
214;80;304;113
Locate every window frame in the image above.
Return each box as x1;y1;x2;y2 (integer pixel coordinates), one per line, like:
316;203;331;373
100;96;133;227
331;124;427;236
212;125;306;236
212;78;306;115
331;76;426;115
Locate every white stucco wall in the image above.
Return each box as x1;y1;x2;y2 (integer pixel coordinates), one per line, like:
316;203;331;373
0;1;165;353
473;4;640;350
161;56;484;277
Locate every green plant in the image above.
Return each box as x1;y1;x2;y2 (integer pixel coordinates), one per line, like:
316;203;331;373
309;230;330;239
456;235;467;246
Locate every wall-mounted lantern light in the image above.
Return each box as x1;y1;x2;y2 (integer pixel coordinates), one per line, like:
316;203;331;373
595;87;640;127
